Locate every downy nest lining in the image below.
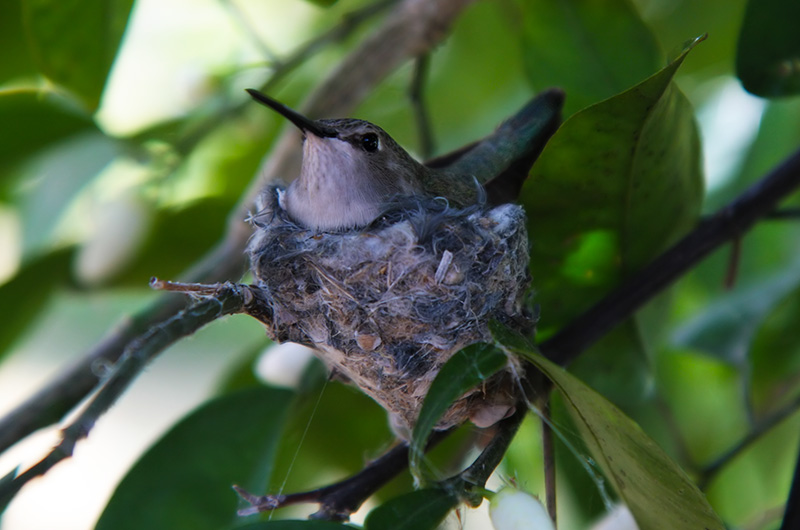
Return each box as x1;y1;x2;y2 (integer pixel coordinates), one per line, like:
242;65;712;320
246;186;532;439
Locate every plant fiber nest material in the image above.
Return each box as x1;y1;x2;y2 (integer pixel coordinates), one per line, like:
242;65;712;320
245;187;532;438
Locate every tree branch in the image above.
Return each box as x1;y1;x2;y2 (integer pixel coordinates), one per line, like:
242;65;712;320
0;282;251;506
0;0;476;456
540;147;800;366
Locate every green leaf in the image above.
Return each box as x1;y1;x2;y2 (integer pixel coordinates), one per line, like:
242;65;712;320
22;0;135;111
0;0;37;82
302;0;339;6
750;284;800;415
518;0;662;116
409;343;508;479
491;323;725;530
656;350;748;463
237;522;354;530
737;0;800;97
267;378;396;498
110;197;231;286
96;386;294;530
364;488;458;530
0;466;19;515
673;265;800;364
0;88;98;185
521;36;704;333
0;246;74;362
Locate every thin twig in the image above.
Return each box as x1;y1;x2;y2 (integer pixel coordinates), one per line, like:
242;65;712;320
410;54;435;158
724;236;742;290
0;283;251;507
541;398;557;525
698;392;800;488
766;207;800;220
780;440;800;530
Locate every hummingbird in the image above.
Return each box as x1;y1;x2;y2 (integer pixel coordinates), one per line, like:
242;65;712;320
246;87;564;231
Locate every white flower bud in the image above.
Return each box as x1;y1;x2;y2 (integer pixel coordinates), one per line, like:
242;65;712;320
489;487;555;530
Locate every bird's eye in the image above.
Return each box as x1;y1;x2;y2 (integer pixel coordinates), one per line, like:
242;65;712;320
360;133;379;153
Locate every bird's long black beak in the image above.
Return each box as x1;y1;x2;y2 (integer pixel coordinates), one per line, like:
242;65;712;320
246;88;338;138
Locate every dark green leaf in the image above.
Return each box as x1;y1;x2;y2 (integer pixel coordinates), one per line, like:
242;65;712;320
266;377;397;502
22;0;135;111
518;0;662;116
364;488;458;530
521;36;704;334
568;321;652;417
0;88;98;184
0;246;74;361
750;284;800;415
492;323;725;530
0;466;19;515
0;0;37;82
409;343;508;479
737;0;800;97
96;386;294;530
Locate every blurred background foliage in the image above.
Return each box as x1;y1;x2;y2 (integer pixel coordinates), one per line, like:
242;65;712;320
0;0;799;529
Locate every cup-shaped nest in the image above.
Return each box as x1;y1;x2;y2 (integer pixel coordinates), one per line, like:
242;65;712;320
246;187;532;438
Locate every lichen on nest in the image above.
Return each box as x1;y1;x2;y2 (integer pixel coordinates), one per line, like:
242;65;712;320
245;186;533;438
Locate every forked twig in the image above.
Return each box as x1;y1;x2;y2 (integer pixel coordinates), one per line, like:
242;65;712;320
0;282;252;505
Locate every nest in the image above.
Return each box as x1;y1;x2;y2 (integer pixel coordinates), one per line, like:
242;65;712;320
245;187;532;438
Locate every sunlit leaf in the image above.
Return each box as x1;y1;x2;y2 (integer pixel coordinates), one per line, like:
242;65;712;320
491;322;725;530
521;35;704;334
737;0;800;97
22;0;135;111
518;0;662;116
0;246;74;362
657;350;748;463
409;343;508;480
364;488;458;530
96;386;294;530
